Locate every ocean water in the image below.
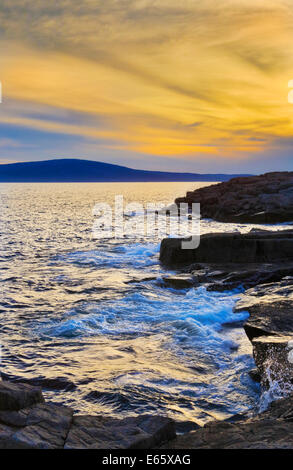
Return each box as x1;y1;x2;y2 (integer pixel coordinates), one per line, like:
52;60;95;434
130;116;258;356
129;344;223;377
1;182;291;426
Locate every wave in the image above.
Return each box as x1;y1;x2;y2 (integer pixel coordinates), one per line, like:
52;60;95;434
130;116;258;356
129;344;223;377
38;286;249;358
59;242;160;269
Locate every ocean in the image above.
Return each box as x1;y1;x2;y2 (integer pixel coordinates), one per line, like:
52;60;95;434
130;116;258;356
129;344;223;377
1;182;289;426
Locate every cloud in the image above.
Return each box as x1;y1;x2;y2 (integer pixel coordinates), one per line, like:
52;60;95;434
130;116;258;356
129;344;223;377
0;0;293;169
0;138;23;148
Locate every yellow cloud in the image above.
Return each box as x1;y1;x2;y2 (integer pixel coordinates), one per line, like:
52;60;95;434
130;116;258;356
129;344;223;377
0;0;293;159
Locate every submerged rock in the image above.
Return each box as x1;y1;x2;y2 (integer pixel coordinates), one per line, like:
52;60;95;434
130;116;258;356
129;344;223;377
161;274;196;289
175;171;293;223
0;373;76;392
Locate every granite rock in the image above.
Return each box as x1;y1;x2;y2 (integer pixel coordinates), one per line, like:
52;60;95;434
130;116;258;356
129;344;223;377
0;380;44;411
175;172;293;223
64;414;175;449
161;395;293;449
160;230;293;266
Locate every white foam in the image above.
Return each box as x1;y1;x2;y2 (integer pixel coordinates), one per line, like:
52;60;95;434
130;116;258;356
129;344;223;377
40;286;248;356
259;363;293;412
63;242;160;269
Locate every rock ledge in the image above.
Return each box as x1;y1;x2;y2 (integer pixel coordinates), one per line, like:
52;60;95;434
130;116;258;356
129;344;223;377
0;380;175;449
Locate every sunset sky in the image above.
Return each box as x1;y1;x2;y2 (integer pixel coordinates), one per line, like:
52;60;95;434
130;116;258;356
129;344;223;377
1;0;293;172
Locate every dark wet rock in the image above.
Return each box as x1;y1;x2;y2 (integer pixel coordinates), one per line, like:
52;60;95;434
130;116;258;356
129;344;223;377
234;280;293;400
0;423;15;446
0;381;175;449
248;368;261;383
160;230;293;266
224;412;252;423
25;376;77;392
25;403;73;428
161;275;196;289
0;380;44;411
126;276;157;284
0;408;31;428
234;278;293;340
192;262;293;292
175;172;293;223
252;336;293;393
174;420;201;434
159;231;293;297
7;404;73;449
159;230;293;440
243;300;293;341
84;390;132;409
0;372;76;392
64;414;175;449
24;376;75;392
0;403;73;449
161;394;293;449
261;393;293;420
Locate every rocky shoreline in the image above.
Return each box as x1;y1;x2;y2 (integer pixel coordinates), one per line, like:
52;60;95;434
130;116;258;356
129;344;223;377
0;381;175;449
161;395;293;449
159;228;293;448
175;171;293;223
1;172;293;449
159;173;293;448
1;228;293;448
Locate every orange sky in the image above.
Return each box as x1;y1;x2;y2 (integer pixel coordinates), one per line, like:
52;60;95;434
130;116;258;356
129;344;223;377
0;0;293;172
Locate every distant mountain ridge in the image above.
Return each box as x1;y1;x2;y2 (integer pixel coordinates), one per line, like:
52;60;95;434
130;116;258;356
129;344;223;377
0;159;251;182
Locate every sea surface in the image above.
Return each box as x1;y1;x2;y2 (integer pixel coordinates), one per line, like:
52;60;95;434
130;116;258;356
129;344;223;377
1;182;291;426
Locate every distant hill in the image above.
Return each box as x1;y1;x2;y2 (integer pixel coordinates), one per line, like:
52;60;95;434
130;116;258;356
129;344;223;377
0;159;251;182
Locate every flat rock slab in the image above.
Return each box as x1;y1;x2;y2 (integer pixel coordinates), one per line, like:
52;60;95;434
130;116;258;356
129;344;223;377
160;230;293;266
161;395;293;449
161;275;196;289
235;278;293;340
65;414;175;449
0;381;176;449
0;380;44;411
162;420;293;449
0;403;73;449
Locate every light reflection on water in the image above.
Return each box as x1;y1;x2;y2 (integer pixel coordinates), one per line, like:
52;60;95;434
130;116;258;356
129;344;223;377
1;182;288;425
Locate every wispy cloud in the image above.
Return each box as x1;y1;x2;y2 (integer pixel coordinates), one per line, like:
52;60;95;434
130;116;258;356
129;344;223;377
0;138;23;148
0;0;293;169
